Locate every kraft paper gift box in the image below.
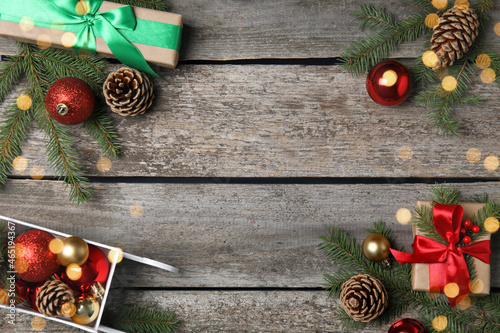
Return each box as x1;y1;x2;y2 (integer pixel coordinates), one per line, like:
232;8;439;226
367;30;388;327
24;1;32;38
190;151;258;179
410;201;490;296
0;0;183;71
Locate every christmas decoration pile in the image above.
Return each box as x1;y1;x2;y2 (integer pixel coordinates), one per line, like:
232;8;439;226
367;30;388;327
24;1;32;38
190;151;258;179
2;229;109;326
342;0;500;134
319;183;499;331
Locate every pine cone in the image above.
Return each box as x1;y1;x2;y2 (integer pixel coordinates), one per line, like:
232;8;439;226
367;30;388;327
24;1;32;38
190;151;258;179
340;274;388;322
35;280;75;317
430;6;479;69
103;67;154;116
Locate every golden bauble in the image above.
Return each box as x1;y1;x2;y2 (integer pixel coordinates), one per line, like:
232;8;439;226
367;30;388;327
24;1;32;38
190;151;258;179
71;296;100;325
362;233;391;262
484;217;499;234
57;236;89;266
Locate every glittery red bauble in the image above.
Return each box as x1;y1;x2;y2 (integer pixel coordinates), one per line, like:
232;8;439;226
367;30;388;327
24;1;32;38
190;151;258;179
45;77;95;125
59;244;109;293
366;61;412;106
388;318;427;333
14;230;60;283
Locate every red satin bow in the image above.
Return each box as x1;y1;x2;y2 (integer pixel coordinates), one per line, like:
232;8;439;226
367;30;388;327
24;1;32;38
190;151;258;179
390;204;491;307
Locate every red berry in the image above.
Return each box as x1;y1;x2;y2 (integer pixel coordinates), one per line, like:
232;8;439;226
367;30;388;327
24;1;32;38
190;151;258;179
463;219;472;229
472;225;480;233
460;227;466;235
463;236;471;244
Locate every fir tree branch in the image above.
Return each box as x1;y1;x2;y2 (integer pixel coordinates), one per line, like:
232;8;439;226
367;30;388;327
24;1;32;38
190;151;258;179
83;104;121;158
103;306;179;333
356;5;399;31
0;101;33;185
340;9;427;75
429;182;461;205
0;54;23;102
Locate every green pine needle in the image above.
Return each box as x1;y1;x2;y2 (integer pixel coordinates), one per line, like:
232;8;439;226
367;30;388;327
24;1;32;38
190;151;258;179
103;306;179;333
0;54;23;102
83;103;121;159
429;182;461;205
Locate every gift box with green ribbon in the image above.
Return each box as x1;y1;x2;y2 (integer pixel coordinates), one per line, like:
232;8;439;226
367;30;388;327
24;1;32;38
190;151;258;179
0;0;183;77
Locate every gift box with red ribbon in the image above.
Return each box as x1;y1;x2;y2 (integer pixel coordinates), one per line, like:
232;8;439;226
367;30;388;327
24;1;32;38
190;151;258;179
391;202;491;308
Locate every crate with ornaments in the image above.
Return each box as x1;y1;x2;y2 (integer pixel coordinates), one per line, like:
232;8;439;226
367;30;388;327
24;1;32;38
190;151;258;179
0;215;179;332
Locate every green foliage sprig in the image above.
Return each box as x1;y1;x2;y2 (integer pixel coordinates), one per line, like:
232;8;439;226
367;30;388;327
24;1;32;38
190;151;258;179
102;305;179;333
319;184;500;332
341;0;500;135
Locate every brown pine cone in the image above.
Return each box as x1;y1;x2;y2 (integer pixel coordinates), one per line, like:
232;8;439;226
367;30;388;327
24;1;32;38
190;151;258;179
340;274;388;322
103;67;154;116
430;6;479;69
35;280;75;317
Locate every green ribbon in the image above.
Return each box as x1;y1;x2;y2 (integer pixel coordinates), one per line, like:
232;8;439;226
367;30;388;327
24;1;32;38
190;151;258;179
0;0;183;77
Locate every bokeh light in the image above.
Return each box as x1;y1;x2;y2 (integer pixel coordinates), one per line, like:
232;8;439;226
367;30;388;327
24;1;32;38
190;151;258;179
61;302;77;317
484;155;499;171
454;0;470;11
495;22;500;37
396;208;412;225
19;17;34;32
37;35;52;50
108;247;124;264
129;203;144;218
379;70;398;87
76;0;91;15
480;68;496;84
31;317;46;331
425;13;440;29
422;50;438;68
66;263;83;281
443;282;459;298
470;278;484;294
61;32;77;48
432;315;448;331
97;157;112;173
442;76;457;92
476;54;491;69
16;94;32;111
398;146;413;161
12;156;28;172
49;238;65;254
484;217;499;233
432;0;448;10
457;295;472;310
466;148;481;163
30;165;45;180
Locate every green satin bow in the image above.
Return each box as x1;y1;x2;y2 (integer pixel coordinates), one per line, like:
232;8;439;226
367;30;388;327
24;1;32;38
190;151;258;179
52;0;158;77
0;0;179;77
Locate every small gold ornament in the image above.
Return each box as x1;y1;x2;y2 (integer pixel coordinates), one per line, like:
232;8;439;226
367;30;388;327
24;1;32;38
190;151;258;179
362;233;391;267
58;236;89;266
71;295;100;325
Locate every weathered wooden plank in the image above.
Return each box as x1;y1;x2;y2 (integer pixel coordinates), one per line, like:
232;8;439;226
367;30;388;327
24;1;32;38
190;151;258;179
0;290;419;333
1;0;499;59
1;180;499;288
2;64;499;178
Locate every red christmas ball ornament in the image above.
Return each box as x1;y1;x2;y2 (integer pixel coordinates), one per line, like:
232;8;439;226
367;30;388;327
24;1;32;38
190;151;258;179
45;77;95;125
463;235;471;244
59;244;109;293
463;219;472;229
366;60;412;106
14;230;60;283
25;282;45;312
388;318;427;333
472;225;480;233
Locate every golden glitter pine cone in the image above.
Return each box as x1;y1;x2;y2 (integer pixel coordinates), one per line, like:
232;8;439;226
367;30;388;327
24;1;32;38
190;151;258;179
103;67;154;116
430;6;479;69
340;274;388;322
35;280;75;317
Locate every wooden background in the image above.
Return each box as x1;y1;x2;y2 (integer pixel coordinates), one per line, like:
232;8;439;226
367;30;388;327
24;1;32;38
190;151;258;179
1;0;500;332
